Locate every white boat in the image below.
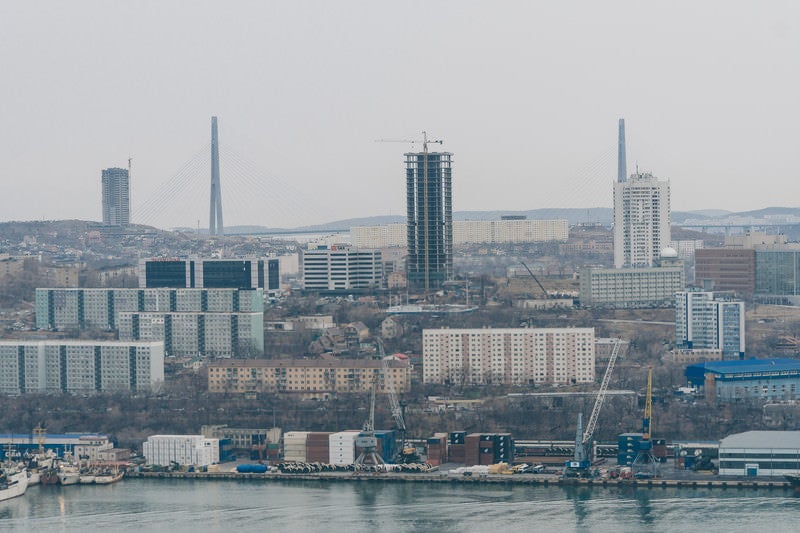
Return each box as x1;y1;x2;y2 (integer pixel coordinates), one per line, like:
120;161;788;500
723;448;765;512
79;473;96;484
27;470;41;486
58;464;80;486
0;467;28;502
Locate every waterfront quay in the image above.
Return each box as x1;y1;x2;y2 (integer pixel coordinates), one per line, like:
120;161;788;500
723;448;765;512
127;470;795;492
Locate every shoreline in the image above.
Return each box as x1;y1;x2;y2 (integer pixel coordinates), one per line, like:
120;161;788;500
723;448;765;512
125;470;796;492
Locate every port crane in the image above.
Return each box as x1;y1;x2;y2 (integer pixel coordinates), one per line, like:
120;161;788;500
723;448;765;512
565;337;622;477
376;338;417;463
375;132;444;292
632;368;659;476
354;374;385;466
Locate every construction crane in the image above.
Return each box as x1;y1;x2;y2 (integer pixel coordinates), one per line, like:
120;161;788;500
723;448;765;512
375;131;444;292
520;261;550;300
565;337;622;477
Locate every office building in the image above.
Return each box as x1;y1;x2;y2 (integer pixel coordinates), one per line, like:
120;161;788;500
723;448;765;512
686;359;800;402
35;287;263;331
422;327;595;386
579;257;685;309
406;150;452;290
675;291;745;360
117;311;264;358
613;172;671;268
101;167;130;226
139;258;280;291
207;358;411;399
755;250;800;300
694;249;756;296
300;245;382;292
0;340;164;394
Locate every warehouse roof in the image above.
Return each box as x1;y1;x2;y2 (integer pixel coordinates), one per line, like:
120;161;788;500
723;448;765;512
686;358;800;384
720;431;800;449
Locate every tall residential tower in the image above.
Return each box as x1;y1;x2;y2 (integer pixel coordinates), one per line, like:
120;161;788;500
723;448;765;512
405;147;453;290
101;167;130;226
613;172;671;268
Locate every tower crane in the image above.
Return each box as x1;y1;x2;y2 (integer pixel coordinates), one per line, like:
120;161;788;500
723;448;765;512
565;337;622;477
375;132;444;292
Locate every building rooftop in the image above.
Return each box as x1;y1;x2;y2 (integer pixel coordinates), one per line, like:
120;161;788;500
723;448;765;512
689;358;800;375
720;431;800;449
208;358;409;369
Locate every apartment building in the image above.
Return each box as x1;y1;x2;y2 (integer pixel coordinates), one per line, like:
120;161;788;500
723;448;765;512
422;327;595;386
0;340;164;394
117;311;264;358
35;287;263;331
207;358;411;399
300;245;383;291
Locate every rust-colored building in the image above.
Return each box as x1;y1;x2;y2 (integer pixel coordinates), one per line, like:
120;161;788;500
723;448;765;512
694;248;755;296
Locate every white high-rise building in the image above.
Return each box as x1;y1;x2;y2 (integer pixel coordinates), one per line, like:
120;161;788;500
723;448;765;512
300;245;383;291
422;327;595;386
614;172;671;268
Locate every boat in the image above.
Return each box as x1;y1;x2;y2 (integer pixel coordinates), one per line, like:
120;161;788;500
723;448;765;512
79;472;96;484
94;468;124;484
57;464;80;486
785;473;800;492
0;466;28;502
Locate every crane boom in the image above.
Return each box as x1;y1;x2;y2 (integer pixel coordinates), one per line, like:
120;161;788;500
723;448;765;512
583;337;622;443
520;261;549;299
377;338;405;431
642;368;653;439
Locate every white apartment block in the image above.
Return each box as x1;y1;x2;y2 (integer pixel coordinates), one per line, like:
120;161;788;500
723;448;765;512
614;172;671;268
300;245;383;291
117;311;264;358
422;327;595;386
143;435;219;467
351;224;407;248
0;340;164;394
351;220;569;248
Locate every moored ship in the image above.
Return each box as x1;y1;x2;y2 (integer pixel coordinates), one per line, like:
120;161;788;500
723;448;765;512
0;466;29;502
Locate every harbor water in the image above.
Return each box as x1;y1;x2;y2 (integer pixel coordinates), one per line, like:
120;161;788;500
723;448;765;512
1;478;798;532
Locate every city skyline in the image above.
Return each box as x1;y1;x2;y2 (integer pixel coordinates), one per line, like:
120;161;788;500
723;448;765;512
1;2;799;230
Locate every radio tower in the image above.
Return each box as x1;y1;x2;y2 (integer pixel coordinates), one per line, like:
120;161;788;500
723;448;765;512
209;116;224;236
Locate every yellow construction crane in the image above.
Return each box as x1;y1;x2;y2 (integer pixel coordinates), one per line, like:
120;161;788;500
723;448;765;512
375;132;444;292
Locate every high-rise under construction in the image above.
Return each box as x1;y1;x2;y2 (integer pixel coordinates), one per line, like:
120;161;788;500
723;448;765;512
405;150;453;290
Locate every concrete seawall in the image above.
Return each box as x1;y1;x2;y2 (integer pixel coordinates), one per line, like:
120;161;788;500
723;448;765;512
126;471;795;491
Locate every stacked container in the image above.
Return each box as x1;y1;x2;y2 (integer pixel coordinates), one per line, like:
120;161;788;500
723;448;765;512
305;432;332;463
283;431;310;462
464;433;515;466
448;432;466;463
329;430;360;465
425;433;448;466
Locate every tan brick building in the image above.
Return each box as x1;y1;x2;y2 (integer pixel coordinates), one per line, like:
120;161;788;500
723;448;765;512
207;358;411;399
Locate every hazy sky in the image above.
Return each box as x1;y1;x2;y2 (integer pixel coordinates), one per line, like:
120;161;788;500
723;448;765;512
2;1;799;229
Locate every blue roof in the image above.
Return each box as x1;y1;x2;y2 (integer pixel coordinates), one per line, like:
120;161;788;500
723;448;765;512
689;358;800;375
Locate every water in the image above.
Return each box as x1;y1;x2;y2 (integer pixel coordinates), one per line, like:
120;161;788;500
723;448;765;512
2;479;799;532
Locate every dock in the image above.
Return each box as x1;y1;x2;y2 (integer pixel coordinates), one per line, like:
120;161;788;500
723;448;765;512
125;471;795;491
